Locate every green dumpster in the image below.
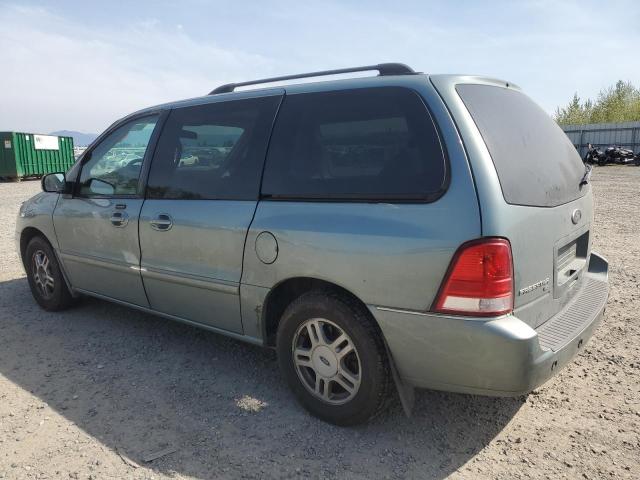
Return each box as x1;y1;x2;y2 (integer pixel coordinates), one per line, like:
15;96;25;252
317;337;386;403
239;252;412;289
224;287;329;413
0;132;75;180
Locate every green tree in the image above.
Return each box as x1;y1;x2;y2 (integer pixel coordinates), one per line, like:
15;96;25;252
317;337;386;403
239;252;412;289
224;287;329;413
555;80;640;125
554;93;589;125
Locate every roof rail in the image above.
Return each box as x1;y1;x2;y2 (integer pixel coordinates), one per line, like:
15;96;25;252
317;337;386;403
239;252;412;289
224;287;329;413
209;63;416;95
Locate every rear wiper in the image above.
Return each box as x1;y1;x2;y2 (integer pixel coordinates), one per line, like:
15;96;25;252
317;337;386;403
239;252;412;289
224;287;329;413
580;163;593;186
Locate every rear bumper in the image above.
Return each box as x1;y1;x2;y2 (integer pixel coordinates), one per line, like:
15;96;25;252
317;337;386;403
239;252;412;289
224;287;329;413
372;252;609;396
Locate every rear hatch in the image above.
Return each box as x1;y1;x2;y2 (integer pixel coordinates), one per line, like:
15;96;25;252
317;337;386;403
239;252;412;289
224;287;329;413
450;81;593;328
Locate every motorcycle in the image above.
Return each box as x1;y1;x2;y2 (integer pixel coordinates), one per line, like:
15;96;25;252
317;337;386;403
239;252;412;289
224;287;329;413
584;145;606;165
604;145;636;165
635;152;640;166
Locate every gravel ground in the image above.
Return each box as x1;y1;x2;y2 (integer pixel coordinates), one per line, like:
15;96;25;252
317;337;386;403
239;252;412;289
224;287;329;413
0;166;638;480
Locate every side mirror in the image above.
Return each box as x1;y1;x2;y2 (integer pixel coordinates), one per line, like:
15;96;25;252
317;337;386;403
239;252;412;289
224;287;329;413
86;177;116;195
41;173;66;193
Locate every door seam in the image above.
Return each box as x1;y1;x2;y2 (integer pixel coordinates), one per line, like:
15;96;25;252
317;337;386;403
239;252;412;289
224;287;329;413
238;93;286;335
137;199;152;306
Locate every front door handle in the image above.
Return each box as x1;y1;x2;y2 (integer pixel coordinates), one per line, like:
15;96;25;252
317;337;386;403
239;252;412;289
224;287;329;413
110;211;129;227
150;213;173;231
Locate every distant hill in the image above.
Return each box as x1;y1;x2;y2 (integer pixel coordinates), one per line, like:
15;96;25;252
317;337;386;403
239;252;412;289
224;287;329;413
50;130;98;147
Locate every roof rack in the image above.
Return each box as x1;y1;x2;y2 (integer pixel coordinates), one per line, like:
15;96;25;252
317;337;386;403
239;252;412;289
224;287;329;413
208;63;416;95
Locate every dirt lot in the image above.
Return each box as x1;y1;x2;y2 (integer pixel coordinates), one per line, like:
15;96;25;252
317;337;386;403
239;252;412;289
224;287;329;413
0;166;638;480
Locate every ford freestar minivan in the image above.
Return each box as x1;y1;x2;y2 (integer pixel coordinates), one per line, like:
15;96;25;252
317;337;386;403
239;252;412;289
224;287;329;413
17;64;609;425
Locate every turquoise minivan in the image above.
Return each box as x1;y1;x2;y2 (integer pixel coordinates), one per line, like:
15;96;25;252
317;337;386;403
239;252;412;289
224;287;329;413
17;64;609;425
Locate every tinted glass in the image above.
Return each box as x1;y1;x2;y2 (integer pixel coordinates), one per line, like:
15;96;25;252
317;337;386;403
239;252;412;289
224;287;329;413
262;88;446;200
147;96;281;200
457;84;586;207
78;116;159;196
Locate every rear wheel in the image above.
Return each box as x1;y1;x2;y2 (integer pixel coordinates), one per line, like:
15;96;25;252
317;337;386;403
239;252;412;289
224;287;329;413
24;236;74;311
277;291;391;426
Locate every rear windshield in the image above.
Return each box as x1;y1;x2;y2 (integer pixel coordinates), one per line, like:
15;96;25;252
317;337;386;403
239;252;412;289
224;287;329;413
457;84;586;207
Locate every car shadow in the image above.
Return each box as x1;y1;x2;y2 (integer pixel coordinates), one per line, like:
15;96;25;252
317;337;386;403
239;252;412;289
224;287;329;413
0;277;523;479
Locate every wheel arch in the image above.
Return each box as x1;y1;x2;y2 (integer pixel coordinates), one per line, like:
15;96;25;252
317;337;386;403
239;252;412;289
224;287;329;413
262;276;382;348
20;227;52;268
20;226;75;296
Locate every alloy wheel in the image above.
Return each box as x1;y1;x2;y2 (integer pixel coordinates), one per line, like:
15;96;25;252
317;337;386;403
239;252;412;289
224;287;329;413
32;250;55;299
292;318;361;405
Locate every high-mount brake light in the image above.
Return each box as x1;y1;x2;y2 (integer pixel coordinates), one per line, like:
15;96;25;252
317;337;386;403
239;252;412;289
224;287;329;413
433;238;513;316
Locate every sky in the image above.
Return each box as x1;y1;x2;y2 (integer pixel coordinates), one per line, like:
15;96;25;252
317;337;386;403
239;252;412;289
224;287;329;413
0;0;638;134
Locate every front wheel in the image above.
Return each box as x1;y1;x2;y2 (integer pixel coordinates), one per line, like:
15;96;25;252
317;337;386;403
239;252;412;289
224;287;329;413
24;236;74;311
277;291;391;426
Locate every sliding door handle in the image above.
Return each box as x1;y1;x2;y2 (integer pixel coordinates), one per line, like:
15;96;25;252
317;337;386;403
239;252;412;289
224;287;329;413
150;213;173;231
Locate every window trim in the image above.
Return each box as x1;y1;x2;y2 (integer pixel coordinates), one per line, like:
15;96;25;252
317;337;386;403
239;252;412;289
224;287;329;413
72;111;168;199
259;86;450;204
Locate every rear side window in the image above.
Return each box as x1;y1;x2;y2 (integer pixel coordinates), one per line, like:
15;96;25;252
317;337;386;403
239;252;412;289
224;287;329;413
457;84;586;207
262;87;447;201
147;95;281;200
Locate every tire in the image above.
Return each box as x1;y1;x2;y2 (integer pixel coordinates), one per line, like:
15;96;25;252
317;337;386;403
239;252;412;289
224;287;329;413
277;291;391;426
24;236;74;311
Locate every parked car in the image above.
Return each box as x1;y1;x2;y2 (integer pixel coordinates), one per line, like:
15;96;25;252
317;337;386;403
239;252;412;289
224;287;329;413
17;64;609;425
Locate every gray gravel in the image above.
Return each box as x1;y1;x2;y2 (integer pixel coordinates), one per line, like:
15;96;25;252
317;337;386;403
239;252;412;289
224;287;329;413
0;167;638;479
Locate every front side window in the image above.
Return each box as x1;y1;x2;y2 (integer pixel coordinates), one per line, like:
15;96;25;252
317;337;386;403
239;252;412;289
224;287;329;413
146;95;281;200
78;115;159;196
262;87;447;200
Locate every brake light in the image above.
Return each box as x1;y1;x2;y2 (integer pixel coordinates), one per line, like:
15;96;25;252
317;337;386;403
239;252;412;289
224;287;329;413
433;238;513;316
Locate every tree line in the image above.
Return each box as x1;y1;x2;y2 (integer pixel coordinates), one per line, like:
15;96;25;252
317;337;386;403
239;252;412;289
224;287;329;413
554;80;640;125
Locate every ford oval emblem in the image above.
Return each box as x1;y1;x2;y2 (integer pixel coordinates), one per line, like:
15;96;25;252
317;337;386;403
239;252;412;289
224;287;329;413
571;209;582;224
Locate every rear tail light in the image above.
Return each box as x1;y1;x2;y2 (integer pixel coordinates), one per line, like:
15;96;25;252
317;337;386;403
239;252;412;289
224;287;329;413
433;238;513;317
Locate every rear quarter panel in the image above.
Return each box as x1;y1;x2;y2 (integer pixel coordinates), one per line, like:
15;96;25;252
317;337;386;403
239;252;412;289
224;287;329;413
240;77;481;337
430;75;595;328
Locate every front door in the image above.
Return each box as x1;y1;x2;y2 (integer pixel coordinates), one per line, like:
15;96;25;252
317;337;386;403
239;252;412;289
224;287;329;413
53;115;161;306
139;94;282;333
